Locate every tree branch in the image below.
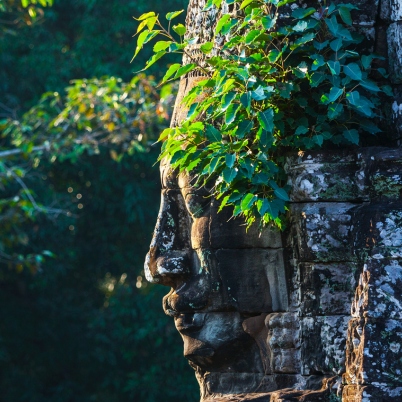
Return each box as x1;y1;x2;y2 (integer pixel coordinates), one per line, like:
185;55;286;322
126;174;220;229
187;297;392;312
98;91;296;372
0;145;46;159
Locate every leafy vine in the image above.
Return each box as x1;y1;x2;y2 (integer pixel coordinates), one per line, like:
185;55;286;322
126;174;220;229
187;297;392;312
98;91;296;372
133;0;392;228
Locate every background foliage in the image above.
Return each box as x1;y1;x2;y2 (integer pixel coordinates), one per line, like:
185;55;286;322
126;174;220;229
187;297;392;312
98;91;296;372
0;0;199;401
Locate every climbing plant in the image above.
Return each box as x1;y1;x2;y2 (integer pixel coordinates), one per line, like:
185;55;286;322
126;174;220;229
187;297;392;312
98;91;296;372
133;0;392;228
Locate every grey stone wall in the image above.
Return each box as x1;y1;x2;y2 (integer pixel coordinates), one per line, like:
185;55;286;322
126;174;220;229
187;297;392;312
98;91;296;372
145;0;402;400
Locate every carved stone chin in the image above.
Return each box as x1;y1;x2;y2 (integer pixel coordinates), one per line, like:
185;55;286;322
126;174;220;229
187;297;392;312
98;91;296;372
144;0;402;400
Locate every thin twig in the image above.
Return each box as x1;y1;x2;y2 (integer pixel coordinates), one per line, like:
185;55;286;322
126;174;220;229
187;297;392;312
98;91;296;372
5;164;71;217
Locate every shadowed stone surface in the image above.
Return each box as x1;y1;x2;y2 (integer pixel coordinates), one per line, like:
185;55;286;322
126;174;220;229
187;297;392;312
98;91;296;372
143;0;402;400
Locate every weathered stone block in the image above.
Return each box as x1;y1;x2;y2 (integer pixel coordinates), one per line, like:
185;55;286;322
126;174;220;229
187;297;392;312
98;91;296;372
216;249;286;313
289;203;355;262
285;152;362;202
301;316;349;376
380;0;402;22
353;203;402;260
351;259;402;320
387;22;402;84
392;97;402;142
209;201;282;249
299;262;357;316
343;383;402;402
344;317;402;387
367;148;402;200
266;313;301;374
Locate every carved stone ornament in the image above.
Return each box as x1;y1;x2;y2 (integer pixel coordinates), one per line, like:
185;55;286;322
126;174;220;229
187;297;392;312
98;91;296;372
144;0;402;400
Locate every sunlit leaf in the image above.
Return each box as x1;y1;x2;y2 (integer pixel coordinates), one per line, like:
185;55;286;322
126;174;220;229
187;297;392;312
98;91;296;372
166;10;184;20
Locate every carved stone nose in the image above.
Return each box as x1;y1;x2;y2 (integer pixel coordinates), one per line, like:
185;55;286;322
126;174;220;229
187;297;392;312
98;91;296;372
144;249;190;286
144;189;192;287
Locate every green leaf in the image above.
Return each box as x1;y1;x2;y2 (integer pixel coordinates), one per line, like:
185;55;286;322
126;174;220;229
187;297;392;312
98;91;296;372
132;29;156;59
361;55;374;69
141;50;166;70
346;94;374;117
328;87;343;102
223;167;238;183
295;126;308;135
293;32;315;47
240;92;252;108
205;124;222;142
314;40;329;50
173;24;186;36
153;41;172;52
146;17;158;31
382;85;393;96
251;86;266;101
330;38;343;51
328;103;344;119
344;63;362;80
208;156;222;174
174;63;197;79
161;63;181;83
360;79;380;92
225;103;240;125
203;0;214;10
310;72;326;87
136;11;156;21
314;134;324;146
278;82;293;99
343;129;359;145
245;29;261;44
359;120;381;134
268;49;282;63
327;60;340;75
258;129;273;149
187;102;199;120
339;6;352;25
325;15;339;36
241;193;256;211
216;14;231;34
346;90;360;106
262;15;276;29
235;120;254;138
293;20;308;32
291;7;316;19
225;153;236;168
274;188;289;201
166;10;184;20
200;42;214;54
221;18;238;35
240;0;254;9
221;92;236;111
311;54;325;71
257;198;270;216
258;109;274;133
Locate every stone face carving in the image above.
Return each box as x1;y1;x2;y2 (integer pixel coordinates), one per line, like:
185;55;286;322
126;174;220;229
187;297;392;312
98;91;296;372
144;0;402;400
145;148;402;401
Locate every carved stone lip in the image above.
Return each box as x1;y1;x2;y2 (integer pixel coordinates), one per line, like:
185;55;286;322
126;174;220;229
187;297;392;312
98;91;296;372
163;287;209;317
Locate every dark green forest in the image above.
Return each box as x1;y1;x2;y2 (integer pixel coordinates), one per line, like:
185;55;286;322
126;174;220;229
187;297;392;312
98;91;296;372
0;1;199;401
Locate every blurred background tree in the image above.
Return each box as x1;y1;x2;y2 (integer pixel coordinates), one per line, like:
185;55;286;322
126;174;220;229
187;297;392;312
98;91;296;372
0;1;199;401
